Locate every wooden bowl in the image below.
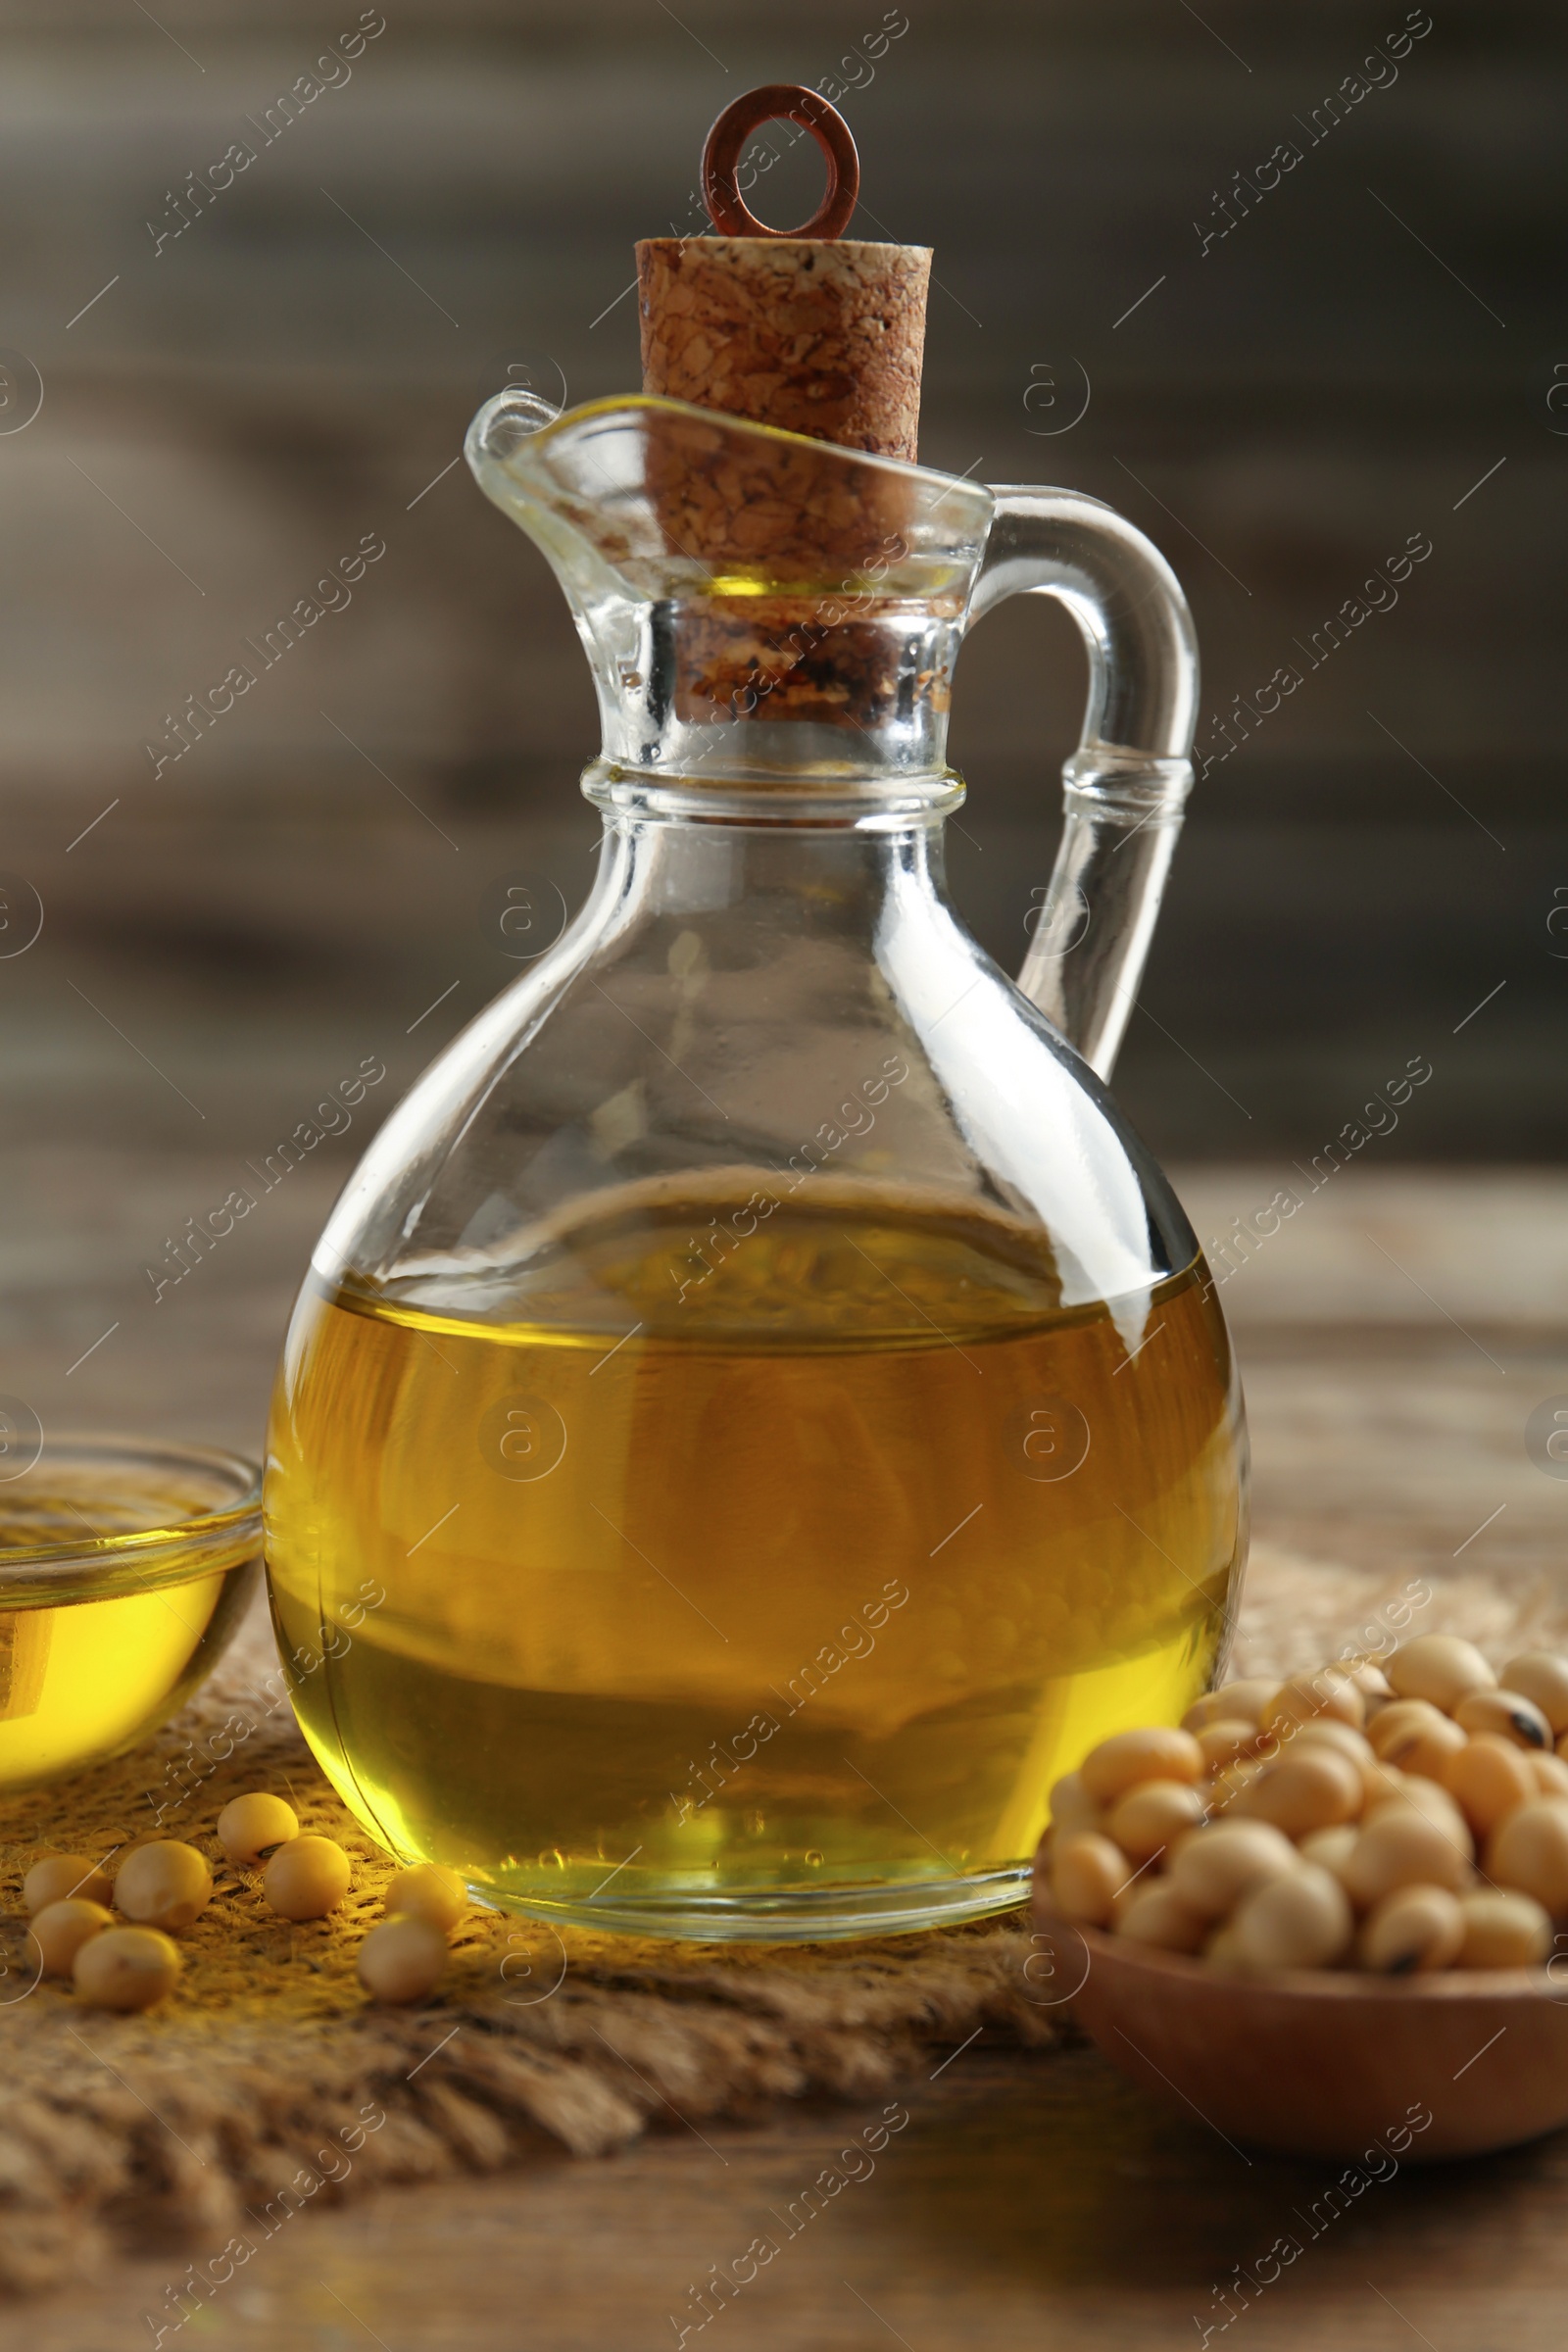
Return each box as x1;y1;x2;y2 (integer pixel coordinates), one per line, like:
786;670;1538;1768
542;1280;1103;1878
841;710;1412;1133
1034;1908;1568;2160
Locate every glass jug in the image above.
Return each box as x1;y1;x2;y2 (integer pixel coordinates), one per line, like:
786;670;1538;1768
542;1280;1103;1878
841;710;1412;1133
264;390;1247;1942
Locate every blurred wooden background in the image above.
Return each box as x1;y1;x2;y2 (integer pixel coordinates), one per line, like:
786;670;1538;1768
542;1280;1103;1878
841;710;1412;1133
0;0;1563;1464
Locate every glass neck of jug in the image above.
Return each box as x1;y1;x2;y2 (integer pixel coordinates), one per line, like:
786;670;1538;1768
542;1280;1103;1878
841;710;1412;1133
579;798;953;966
466;390;1199;1073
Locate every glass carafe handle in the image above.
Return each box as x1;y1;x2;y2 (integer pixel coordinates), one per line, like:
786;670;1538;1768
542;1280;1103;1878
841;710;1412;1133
968;489;1200;1079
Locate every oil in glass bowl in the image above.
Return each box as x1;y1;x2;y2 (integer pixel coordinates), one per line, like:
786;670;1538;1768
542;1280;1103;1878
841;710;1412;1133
0;1437;261;1788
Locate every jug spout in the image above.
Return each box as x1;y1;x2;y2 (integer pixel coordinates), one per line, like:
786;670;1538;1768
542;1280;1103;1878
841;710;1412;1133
465;388;993;809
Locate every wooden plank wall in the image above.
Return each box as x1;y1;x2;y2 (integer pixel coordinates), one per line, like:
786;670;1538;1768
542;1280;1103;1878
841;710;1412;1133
0;0;1558;1170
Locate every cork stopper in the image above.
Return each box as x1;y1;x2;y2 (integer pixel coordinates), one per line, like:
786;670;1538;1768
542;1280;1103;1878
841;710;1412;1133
636;84;930;463
626;88;937;737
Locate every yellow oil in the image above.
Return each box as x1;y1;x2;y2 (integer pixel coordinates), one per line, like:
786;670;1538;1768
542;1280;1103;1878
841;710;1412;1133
265;1183;1244;1937
0;1495;258;1788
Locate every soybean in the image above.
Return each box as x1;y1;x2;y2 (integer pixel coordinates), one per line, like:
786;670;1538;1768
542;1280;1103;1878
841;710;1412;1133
115;1841;213;1933
1444;1734;1538;1840
1298;1824;1360;1882
1488;1800;1568;1916
1453;1688;1552;1751
1359;1885;1464;1975
1050;1833;1127;1927
1106;1779;1206;1867
1047;1771;1102;1839
1230;1864;1352;1972
1532;1753;1568;1800
217;1792;300;1866
24;1854;113;1917
1360;1762;1409;1812
357;1916;449;2005
1262;1671;1366;1736
1345;1804;1471;1906
1367;1698;1443;1757
1235;1746;1363;1839
1388;1634;1495;1713
1502;1652;1568;1736
1182;1680;1276;1734
1113;1884;1208;1954
1169;1820;1298;1919
1348;1661;1396;1709
384;1863;467;1934
27;1898;112;1978
1373;1774;1473;1844
1197;1719;1264;1772
1293;1720;1375;1773
264;1835;351;1922
1204;1759;1262;1815
74;1926;181;2011
1079;1727;1203;1806
1457;1887;1552;1970
1367;1699;1467;1782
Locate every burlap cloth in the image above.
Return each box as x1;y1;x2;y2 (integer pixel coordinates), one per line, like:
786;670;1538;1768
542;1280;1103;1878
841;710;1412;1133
0;1542;1562;2294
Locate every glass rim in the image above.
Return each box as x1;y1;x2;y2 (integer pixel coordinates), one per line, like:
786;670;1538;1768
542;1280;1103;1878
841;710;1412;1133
0;1434;262;1580
483;390;993;502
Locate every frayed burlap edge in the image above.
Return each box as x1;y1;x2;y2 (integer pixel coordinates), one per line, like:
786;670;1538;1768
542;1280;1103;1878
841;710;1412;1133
2;1541;1563;2295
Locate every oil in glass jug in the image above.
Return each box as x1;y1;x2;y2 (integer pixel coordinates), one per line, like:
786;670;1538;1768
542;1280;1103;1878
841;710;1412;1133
265;88;1247;1941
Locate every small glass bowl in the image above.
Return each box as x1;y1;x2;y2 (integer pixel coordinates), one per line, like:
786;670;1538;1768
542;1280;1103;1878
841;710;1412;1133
0;1436;261;1789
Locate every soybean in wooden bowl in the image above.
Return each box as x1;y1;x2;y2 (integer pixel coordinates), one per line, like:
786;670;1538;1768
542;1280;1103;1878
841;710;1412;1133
1032;1636;1568;2158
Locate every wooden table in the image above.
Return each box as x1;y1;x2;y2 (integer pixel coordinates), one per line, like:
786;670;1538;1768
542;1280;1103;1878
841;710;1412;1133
19;1167;1568;2349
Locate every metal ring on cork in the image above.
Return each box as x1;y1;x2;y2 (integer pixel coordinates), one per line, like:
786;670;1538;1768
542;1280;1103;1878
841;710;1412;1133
701;83;860;240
